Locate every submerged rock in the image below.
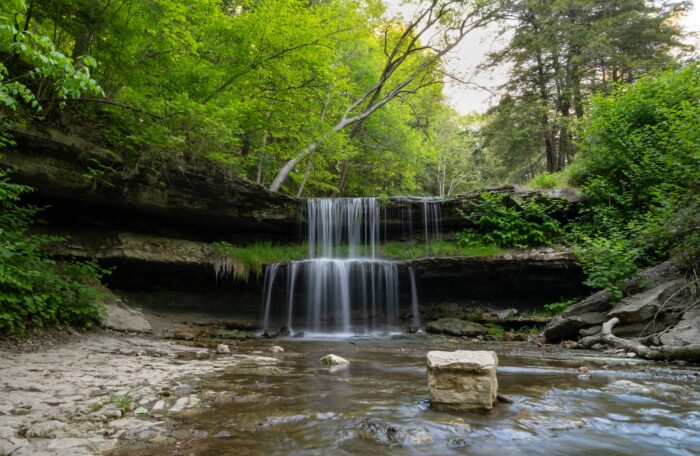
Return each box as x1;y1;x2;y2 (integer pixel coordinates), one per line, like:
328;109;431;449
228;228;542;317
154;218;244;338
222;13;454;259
425;318;487;337
355;418;404;445
320;354;349;367
427;350;498;411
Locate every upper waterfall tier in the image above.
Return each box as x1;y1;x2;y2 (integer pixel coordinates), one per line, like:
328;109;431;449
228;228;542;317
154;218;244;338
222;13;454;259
306;198;382;258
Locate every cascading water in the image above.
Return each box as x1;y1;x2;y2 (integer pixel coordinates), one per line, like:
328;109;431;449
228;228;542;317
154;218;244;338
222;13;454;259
261;197;439;335
408;267;421;329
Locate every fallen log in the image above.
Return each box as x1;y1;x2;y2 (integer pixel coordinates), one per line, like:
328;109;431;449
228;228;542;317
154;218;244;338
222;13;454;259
579;317;700;363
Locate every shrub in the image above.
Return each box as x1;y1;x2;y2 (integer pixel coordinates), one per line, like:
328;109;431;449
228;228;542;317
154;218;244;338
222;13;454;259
570;64;700;296
543;298;578;315
528;172;558;189
0;169;106;335
457;192;566;249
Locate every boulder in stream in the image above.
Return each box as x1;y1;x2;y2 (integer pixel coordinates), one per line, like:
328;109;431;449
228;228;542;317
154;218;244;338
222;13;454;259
427;350;498;411
319;354;349;367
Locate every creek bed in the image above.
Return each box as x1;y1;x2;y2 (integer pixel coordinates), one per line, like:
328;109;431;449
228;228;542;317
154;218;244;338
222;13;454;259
116;336;700;455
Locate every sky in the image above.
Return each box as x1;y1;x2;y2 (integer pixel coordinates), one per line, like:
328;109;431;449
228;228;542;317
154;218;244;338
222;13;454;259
384;0;700;114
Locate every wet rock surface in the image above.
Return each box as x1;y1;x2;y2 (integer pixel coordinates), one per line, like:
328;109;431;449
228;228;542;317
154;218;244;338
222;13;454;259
426;318;488;337
427;350;499;411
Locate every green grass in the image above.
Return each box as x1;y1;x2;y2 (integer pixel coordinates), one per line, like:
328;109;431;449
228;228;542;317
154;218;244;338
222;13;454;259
213;239;502;280
484;323;505;338
111;396;133;414
213;241;307;279
378;240;502;259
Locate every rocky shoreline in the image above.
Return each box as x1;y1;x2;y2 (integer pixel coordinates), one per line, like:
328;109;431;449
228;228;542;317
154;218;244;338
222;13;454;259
0;331;281;456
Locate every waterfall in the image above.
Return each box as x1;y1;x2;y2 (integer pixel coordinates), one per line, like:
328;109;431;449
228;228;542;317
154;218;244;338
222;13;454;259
408;267;421;329
261;263;280;332
421;197;442;251
260;196;441;335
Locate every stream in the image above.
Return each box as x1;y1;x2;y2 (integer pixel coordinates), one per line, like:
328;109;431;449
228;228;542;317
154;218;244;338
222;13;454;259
118;336;700;455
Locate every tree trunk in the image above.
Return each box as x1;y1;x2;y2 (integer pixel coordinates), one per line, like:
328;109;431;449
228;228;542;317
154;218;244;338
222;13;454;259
268;143;318;192
534;47;556;172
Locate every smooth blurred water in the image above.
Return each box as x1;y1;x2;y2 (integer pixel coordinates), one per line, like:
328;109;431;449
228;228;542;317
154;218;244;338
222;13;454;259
128;337;700;455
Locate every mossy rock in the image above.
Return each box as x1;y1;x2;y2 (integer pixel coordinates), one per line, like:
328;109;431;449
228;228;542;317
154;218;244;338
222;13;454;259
425;318;488;337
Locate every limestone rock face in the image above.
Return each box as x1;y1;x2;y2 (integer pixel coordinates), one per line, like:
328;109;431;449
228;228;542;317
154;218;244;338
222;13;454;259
427;350;498;411
103;292;152;333
425;318;488;337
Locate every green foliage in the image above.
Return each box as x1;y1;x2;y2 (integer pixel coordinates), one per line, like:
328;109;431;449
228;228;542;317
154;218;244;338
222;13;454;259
481;0;689;181
110;396;133;414
484;323;505;338
573;236;640;300
570;64;700;297
213;241;308;279
379;240;501;259
0;169;106;335
543;298;578;315
213;239;502;279
528;172;559;189
457;192;566;249
0;1;102;112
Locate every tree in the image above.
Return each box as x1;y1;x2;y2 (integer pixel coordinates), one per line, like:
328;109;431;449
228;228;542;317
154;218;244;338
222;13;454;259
267;0;502;192
484;0;689;176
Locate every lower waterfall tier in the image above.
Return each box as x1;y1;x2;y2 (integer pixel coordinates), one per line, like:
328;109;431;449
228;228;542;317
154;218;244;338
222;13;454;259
262;259;407;335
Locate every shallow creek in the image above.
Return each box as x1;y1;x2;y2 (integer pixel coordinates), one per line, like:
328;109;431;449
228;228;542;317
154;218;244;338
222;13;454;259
122;336;700;455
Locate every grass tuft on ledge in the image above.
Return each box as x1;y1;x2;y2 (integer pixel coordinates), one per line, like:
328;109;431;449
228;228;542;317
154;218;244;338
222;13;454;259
213;240;502;280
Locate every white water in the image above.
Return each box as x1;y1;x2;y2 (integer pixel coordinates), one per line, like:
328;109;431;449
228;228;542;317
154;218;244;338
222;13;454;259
408;267;421;328
261;197;439;334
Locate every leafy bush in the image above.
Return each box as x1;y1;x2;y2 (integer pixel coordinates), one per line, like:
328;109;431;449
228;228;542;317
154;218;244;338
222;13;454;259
528;172;558;189
457;192;566;248
543;298;578;315
570;64;700;296
0;169;106;335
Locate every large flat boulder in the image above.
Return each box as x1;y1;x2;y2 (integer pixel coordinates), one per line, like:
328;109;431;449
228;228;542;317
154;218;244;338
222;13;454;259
608;280;685;324
660;307;700;347
427;350;498;411
425;318;487;337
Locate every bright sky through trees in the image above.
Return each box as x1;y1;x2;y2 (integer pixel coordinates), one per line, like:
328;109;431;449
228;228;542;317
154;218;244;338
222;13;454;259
385;0;700;113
